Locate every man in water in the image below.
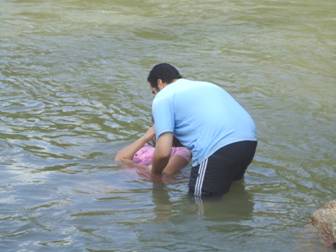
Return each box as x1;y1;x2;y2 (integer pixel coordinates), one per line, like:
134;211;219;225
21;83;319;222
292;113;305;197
148;63;257;197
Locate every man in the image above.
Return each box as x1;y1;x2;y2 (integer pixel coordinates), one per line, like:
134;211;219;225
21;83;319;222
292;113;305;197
148;63;257;197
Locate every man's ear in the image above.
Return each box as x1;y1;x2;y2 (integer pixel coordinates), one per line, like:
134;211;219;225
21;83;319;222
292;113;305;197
157;79;166;90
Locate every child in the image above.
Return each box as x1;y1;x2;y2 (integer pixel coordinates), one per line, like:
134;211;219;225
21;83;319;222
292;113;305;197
115;127;191;176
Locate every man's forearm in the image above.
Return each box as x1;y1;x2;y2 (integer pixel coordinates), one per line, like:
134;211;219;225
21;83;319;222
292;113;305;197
152;155;170;175
151;132;173;175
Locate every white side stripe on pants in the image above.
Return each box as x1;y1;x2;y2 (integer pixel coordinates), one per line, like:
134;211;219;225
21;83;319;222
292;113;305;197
194;158;208;196
194;160;203;196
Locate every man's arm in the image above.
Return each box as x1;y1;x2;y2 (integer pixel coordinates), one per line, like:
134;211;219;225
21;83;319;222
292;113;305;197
152;132;173;175
162;155;189;176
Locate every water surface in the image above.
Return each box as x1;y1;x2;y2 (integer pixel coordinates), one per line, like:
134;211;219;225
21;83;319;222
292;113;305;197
0;0;335;251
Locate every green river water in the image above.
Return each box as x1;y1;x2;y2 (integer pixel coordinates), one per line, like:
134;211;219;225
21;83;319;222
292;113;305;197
0;0;335;251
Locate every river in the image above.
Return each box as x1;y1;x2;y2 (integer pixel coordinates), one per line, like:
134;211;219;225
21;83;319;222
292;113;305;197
0;0;335;251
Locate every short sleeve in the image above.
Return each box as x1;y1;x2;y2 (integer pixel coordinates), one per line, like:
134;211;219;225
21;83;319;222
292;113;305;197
152;96;175;139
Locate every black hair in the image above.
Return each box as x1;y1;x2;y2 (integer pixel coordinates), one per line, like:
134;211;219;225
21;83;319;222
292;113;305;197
147;63;182;88
150;115;183;147
147;135;182;148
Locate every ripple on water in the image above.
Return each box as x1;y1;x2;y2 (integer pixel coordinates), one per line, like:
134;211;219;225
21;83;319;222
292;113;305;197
1;0;336;251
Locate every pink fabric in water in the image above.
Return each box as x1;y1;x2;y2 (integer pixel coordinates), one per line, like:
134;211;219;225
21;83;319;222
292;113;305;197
133;144;191;166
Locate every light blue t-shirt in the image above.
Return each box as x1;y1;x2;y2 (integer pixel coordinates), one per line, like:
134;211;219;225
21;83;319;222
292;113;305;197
152;79;256;166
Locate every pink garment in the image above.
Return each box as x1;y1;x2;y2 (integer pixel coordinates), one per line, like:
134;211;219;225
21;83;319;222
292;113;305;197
133;144;191;166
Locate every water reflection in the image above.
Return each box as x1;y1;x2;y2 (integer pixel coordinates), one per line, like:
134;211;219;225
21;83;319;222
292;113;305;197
193;182;254;221
151;184;173;223
151;180;254;223
131;180;256;251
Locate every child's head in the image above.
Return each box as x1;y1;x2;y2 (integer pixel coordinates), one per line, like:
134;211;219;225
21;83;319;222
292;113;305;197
147;135;182;148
